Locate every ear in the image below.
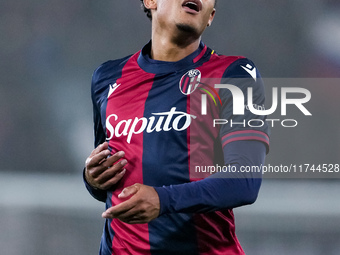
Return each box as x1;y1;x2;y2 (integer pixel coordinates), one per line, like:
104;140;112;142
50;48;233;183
207;8;216;27
143;0;157;10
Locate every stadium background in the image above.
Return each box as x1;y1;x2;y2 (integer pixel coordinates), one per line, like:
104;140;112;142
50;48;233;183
1;0;339;254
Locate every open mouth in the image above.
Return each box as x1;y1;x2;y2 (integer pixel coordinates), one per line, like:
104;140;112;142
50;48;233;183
182;0;202;13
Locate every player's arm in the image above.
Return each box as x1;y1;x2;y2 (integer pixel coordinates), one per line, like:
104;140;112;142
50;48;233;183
83;64;127;202
154;140;265;214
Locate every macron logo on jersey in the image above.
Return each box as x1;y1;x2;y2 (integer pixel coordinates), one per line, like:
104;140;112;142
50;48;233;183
108;83;121;98
241;64;257;81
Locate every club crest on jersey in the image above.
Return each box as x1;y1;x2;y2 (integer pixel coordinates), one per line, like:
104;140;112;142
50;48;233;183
179;69;201;95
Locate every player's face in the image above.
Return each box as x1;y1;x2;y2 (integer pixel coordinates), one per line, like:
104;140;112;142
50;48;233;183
151;0;216;38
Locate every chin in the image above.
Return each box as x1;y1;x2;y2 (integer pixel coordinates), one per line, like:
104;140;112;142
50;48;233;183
176;23;199;35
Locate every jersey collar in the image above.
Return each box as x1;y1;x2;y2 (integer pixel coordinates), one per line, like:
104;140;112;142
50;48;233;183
137;41;208;74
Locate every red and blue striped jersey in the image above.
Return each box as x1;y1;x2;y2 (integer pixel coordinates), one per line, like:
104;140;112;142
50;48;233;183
88;41;270;255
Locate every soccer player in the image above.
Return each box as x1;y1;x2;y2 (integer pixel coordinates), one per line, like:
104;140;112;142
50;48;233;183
84;0;270;254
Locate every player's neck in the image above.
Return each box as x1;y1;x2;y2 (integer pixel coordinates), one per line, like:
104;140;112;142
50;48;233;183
150;27;201;62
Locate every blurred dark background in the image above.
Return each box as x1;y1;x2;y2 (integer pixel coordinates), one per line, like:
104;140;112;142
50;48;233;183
1;0;339;254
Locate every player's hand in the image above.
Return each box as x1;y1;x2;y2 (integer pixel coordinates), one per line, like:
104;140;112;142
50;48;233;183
102;183;160;224
85;142;127;190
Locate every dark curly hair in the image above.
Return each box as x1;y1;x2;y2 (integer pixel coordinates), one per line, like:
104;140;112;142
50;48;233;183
140;0;217;20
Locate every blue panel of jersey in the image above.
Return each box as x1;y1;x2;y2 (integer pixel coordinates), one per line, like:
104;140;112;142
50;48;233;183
142;73;198;254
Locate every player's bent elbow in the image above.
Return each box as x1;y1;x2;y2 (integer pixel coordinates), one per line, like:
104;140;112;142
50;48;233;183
244;189;259;205
239;178;262;206
234;179;261;208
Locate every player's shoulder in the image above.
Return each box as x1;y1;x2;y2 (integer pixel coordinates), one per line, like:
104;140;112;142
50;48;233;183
211;52;259;79
91;54;133;100
224;57;259;80
92;55;132;83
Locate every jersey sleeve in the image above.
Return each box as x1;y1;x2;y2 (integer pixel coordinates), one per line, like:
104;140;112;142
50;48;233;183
219;58;270;153
91;64;109;148
154;140;265;215
83;64;110;202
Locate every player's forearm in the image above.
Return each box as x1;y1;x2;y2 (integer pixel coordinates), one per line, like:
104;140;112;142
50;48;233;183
155;169;261;215
154;141;266;215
